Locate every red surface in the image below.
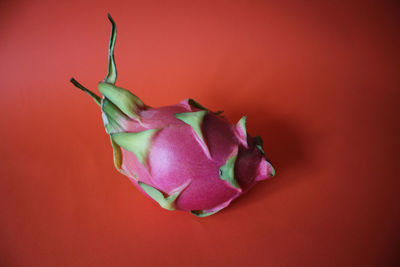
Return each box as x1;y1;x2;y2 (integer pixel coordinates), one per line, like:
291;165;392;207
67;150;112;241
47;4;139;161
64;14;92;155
1;1;399;266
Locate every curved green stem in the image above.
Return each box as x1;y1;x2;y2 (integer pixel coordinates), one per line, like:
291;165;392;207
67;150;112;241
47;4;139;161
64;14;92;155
104;13;117;84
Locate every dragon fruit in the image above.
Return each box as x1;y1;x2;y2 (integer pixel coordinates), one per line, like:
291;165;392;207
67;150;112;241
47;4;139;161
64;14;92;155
70;15;275;217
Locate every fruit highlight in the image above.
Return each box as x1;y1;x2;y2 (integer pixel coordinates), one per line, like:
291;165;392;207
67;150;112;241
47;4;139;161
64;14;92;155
71;15;275;217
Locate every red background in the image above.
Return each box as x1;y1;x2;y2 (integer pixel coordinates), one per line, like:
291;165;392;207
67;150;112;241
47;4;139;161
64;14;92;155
1;0;399;266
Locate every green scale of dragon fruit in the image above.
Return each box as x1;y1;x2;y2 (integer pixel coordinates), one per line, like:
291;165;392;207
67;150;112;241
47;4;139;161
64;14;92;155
71;15;275;217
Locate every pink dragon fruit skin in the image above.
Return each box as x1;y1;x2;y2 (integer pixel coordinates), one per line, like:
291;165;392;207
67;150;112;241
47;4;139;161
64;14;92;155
71;15;275;217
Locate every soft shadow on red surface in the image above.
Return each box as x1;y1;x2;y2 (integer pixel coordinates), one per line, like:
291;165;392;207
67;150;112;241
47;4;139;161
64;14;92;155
1;0;400;266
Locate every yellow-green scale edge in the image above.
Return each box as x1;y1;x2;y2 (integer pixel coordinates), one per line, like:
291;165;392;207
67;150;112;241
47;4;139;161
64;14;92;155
174;110;210;157
138;182;185;211
111;129;159;168
219;150;241;190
